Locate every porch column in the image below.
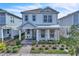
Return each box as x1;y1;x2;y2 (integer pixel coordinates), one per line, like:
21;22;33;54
46;29;50;40
19;30;21;40
55;29;59;40
11;30;14;39
1;29;4;43
36;29;39;42
25;29;27;39
30;29;32;39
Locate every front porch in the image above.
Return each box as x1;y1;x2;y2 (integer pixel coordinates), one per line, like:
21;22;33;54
23;29;59;41
18;22;60;42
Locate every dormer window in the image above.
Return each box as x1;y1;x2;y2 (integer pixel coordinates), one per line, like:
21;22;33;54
32;15;36;21
25;15;28;21
43;15;47;22
48;15;52;22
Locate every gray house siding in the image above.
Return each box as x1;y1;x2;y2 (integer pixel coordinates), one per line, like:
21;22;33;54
73;13;79;25
0;13;6;25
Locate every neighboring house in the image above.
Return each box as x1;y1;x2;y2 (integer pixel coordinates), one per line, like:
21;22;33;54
19;7;60;41
0;9;22;39
59;11;79;37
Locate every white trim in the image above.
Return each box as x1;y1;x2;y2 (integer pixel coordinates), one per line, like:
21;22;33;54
19;30;21;40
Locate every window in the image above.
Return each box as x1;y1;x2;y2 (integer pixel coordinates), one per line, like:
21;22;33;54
43;15;47;22
7;29;10;34
27;29;30;34
10;16;14;23
32;15;36;21
41;30;45;38
25;15;28;21
48;15;52;22
50;30;54;38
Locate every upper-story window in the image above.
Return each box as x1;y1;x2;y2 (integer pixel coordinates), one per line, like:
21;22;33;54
43;15;52;23
10;16;14;23
32;15;36;21
43;15;47;22
48;15;52;22
25;15;28;21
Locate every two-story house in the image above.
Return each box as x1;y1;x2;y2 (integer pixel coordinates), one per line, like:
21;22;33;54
19;7;60;41
0;9;22;40
59;11;79;37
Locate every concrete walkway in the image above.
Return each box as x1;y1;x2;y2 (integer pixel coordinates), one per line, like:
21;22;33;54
19;45;32;55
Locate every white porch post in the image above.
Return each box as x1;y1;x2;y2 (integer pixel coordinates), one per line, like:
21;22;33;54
36;29;39;42
46;29;50;40
30;29;32;39
11;30;14;39
55;29;59;40
1;28;4;43
19;30;21;40
25;29;27;39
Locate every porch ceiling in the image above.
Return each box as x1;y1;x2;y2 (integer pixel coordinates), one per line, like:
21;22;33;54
36;25;60;29
1;25;18;30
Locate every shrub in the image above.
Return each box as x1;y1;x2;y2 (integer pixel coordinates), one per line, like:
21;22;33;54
48;41;52;44
12;48;18;53
42;45;45;47
52;46;57;49
60;47;64;50
38;40;46;44
61;45;64;47
31;47;35;50
17;45;22;48
6;46;12;53
16;40;21;45
49;45;51;47
32;40;36;45
36;44;38;47
6;45;20;53
45;47;49;50
39;47;43;50
0;43;6;51
66;47;68;49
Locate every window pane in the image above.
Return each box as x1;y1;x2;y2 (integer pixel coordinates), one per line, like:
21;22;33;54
7;29;10;34
48;15;52;22
25;15;28;21
43;15;47;22
32;15;36;21
50;30;54;38
41;30;45;38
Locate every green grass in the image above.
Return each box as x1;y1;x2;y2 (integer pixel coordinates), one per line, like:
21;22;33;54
45;50;68;54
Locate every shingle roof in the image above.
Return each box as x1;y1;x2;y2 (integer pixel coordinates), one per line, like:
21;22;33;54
0;9;22;19
21;7;59;14
59;10;79;20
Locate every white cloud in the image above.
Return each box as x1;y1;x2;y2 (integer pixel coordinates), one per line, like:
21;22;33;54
3;3;79;18
15;3;42;11
47;3;79;18
4;3;42;17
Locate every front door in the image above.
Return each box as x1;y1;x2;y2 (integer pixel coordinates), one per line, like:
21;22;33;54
25;29;32;39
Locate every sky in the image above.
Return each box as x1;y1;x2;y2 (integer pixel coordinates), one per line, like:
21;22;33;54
0;3;79;18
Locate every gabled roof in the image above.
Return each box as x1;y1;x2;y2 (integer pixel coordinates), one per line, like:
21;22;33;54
0;9;22;19
59;10;79;20
18;21;36;29
21;7;59;14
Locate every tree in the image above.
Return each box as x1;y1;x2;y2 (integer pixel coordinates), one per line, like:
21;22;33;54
69;25;79;56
